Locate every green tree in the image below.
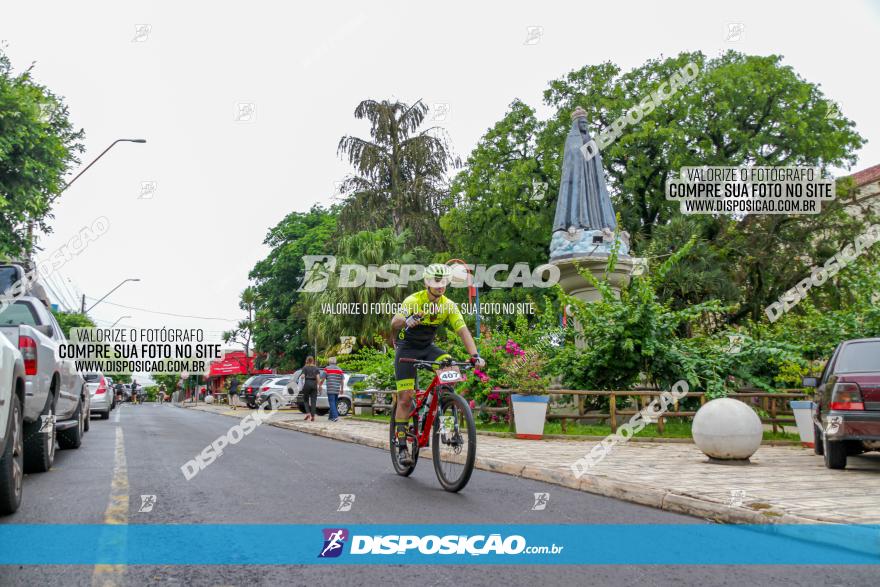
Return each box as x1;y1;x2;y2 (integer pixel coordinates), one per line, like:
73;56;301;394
150;373;181;395
51;310;94;337
542;51;863;236
441;100;555;268
443;51;868;322
337;99;457;248
222;287;257;376
0;46;85;259
542;51;869;321
249;205;337;371
302;228;429;348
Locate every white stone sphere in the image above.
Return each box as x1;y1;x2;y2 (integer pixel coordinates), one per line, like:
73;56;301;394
204;394;214;404
692;398;762;460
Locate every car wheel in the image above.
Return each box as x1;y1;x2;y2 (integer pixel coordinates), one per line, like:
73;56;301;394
0;394;24;515
337;398;351;417
100;410;111;420
24;396;56;474
823;435;847;469
58;399;84;450
84;399;90;433
268;395;281;410
814;425;824;455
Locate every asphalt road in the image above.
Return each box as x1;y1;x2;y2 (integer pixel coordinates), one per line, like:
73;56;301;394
0;402;876;586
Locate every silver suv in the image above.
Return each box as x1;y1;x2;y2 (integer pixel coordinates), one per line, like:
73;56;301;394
0;295;89;473
290;371;362;417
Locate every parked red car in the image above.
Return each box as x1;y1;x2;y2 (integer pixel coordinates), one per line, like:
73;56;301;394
804;337;880;469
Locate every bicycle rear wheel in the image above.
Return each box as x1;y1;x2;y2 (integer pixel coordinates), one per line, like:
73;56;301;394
432;390;476;492
390;401;420;476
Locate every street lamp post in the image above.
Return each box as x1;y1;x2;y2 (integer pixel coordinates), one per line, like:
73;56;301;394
26;138;146;271
60;139;147;194
110;315;131;328
83;278;140;313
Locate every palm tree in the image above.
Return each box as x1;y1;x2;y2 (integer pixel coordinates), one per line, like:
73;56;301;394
337;99;457;247
303;228;429;348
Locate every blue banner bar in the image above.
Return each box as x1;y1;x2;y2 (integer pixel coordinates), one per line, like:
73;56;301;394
0;524;878;564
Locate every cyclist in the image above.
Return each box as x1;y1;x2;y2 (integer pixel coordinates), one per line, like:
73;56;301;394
390;263;485;466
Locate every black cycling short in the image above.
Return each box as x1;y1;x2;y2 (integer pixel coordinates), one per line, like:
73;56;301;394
394;344;451;391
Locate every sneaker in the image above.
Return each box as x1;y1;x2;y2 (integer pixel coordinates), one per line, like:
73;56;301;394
397;447;413;467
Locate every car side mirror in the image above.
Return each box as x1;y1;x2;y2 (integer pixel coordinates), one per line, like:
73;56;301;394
36;324;54;338
801;376;818;388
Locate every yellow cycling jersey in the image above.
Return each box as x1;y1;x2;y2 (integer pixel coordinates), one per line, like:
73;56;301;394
394;290;467;347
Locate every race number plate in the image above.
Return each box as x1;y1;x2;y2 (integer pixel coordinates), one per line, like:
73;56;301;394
437;366;464;383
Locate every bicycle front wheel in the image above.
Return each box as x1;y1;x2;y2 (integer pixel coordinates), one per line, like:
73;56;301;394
432;390;476;492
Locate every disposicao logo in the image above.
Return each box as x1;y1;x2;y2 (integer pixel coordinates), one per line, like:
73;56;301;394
319;528;349;558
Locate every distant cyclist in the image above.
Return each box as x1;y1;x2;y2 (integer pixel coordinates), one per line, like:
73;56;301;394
389;264;485;466
130;380;140;404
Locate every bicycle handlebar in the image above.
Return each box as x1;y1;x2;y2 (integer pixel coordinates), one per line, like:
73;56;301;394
398;358;474;369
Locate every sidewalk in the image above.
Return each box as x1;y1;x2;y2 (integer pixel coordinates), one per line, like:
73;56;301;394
182;402;880;526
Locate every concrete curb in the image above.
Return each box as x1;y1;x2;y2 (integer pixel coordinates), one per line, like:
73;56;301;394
187;404;880;552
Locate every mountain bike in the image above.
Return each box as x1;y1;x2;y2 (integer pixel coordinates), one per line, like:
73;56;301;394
390;358;477;492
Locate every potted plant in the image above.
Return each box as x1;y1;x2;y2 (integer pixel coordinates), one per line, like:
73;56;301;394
501;340;551;439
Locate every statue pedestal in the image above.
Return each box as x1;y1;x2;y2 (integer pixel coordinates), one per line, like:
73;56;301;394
551;254;633;303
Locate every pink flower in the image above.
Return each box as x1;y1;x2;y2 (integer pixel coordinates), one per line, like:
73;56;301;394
474;368;490;383
488;392;500;401
468;399;475;409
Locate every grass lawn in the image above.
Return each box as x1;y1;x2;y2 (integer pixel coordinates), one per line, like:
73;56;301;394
352;413;799;442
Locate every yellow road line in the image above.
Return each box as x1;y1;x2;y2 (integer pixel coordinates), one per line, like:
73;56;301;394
92;425;128;586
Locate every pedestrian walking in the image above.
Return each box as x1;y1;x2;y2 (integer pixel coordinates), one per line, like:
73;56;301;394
296;356;324;422
228;376;240;410
324;357;344;422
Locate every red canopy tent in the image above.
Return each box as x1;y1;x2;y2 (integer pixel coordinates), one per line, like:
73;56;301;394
205;351;273;393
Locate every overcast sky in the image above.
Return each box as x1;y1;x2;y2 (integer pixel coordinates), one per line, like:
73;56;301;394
4;0;879;350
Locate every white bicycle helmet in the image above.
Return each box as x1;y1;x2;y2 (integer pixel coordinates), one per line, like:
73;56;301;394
423;263;453;287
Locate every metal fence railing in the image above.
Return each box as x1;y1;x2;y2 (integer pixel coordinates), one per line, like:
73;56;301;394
352;388;811;434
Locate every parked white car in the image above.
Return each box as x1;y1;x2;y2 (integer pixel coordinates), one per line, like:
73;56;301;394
255;375;295;410
0;334;25;514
